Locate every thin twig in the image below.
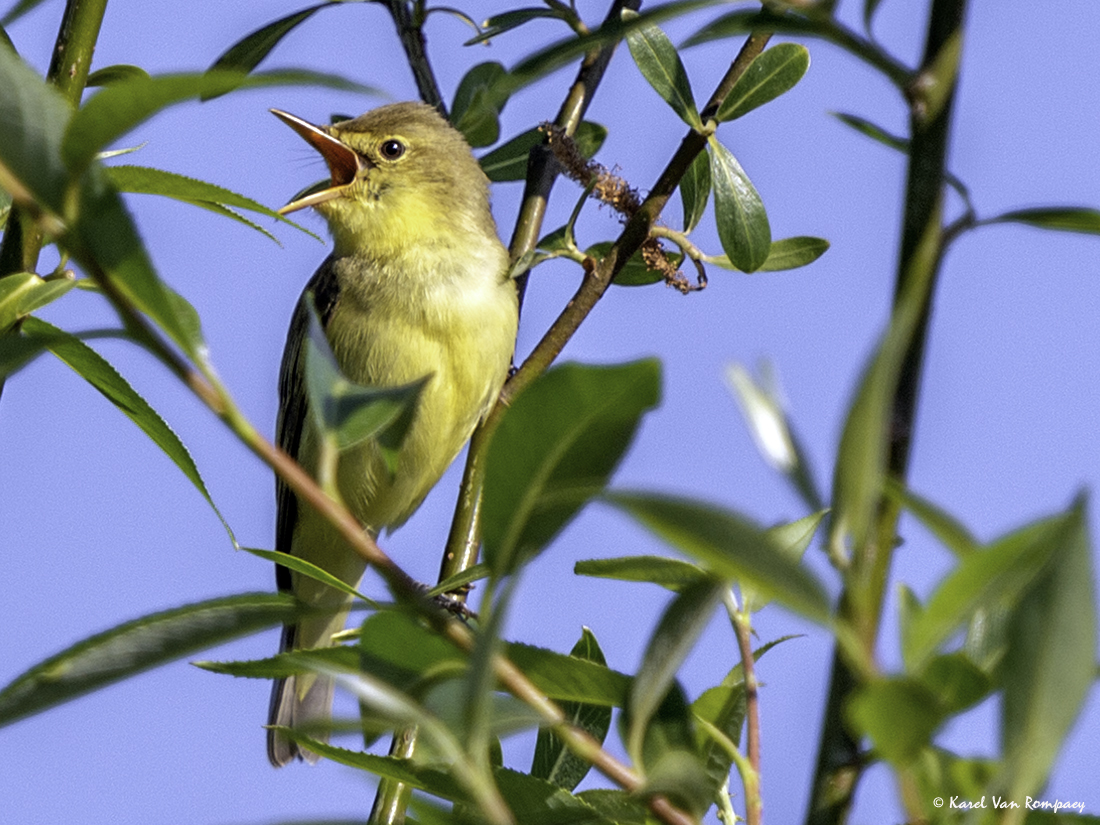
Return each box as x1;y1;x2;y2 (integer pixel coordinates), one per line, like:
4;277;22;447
726;593;762;825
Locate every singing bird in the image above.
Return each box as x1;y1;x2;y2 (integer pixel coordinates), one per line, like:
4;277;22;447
266;102;518;766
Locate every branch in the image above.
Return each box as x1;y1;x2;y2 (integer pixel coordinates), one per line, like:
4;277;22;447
381;0;446;115
805;2;969;824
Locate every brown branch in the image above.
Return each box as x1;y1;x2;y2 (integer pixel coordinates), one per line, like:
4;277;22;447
732;609;762;825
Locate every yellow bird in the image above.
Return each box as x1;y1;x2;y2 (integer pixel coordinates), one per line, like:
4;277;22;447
266;102;518;766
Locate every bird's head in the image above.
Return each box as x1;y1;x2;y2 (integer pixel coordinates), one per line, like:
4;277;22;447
271;102;495;257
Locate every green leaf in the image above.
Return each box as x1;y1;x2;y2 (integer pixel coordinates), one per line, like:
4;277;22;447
625;12;699;128
498;0;725;101
920;652;991;715
0;272;74;329
482;360;661;577
22;317;235;542
707;235;830;273
640;747;715;819
582;240;682;287
884;478;978;557
626;577;726;763
716;43;809;122
241;547;373;605
902;511;1069;670
196;645;357;681
494;767;622;825
0;593;299;727
63;70;380;174
999;497;1096;801
302;300;426;452
679;148;710;232
208;5;328;74
0;42;73;218
574;555;707;592
531;628;613;791
849;676;942;764
741;511;829;613
479;121;607;182
605;491;832;624
464;7;568;46
831;110;907;152
451;61;509;148
987;207;1100;236
106;164;289;222
85;64;150;87
708;138;770;272
506;642;630;708
575;790;650;825
73;167;207;355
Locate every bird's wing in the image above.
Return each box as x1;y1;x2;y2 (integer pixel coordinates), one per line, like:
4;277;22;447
274;254;343;593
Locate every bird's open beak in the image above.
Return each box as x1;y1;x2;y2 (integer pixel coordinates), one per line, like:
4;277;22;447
271;109;363;215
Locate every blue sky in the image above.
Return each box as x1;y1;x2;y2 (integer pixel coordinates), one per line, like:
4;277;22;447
3;1;1099;823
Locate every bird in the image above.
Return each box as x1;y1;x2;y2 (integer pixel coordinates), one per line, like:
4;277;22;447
266;102;519;766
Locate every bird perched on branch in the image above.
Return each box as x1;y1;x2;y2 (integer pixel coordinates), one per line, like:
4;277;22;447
266;101;518;766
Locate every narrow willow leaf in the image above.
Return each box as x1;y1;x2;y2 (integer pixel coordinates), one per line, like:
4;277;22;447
451;61;509;148
741;511;828;613
482;360;661;576
987;207;1100;236
196;645;357;680
708;137;770;272
625;12;700;128
464;7;568;46
715;43;809;122
283;740;468;800
1000;497;1096;802
884;478;978;557
242;547;373;604
23;317;234;542
479;121;607;182
531;628;612;791
576;790;650;825
920;652;991;715
106;164;290;223
0;593;298;727
680;149;710;232
86;64;150;87
507;642;630;707
831;110;907;152
63;70;380;174
627;578;726;763
902;512;1068;670
0;43;72;217
494;767;622;825
574;555;707;591
606;491;831;624
208;5;329;74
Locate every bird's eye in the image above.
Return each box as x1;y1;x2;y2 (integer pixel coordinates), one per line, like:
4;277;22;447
379;139;406;160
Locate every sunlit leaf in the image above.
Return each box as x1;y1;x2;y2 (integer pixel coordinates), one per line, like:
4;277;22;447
507;642;630;708
0;593;299;727
708;137;770;272
715;43;809;123
0;272;73;329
